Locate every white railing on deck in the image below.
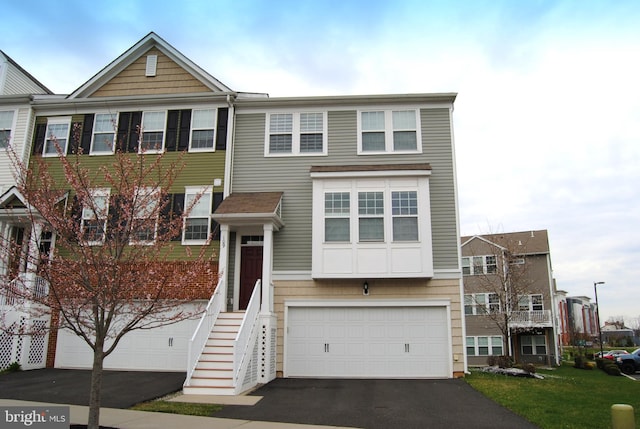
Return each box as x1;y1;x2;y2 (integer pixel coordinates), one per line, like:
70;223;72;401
510;310;552;325
233;279;261;388
1;275;49;307
185;277;225;385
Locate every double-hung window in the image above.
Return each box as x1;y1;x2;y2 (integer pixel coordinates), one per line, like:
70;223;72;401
266;112;326;156
465;293;501;315
183;187;211;243
521;335;547;355
358;109;420;154
82;189;110;244
190;109;216;151
358;192;384;242
140;111;166;152
462;255;498;275
324;192;350;242
518;294;544;311
91;113;117;154
392;191;418;241
0;110;14;149
466;336;503;356
44;117;71;156
131;187;158;244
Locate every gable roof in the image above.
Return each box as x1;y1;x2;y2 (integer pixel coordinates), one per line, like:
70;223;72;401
213;192;284;230
68;32;233;98
461;230;550;255
0;50;53;95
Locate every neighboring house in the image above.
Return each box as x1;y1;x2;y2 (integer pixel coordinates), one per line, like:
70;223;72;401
601;321;636;347
0;50;52;370
461;230;560;366
556;294;598;346
0;33;231;372
1;33;464;395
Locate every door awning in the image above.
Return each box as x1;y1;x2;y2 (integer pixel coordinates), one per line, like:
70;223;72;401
212;192;284;230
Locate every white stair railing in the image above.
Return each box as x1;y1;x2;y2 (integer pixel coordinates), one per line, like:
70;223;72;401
185;277;225;386
233;279;261;391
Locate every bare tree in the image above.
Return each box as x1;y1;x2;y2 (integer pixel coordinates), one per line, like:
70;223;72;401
0;131;217;429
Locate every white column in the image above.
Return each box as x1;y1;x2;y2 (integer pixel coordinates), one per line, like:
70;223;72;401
261;224;274;314
218;224;230;310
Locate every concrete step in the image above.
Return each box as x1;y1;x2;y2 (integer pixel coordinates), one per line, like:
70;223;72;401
183;385;236;396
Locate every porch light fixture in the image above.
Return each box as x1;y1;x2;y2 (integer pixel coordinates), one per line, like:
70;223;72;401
363;281;369;296
594;281;605;358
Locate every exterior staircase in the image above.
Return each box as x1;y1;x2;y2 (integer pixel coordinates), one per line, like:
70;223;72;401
183;311;245;395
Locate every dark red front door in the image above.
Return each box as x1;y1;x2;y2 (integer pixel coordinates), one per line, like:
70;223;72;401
239;246;263;310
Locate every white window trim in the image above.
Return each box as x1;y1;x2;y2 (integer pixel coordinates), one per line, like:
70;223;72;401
264;111;328;157
518;294;544;311
520;335;547;355
357;108;422;155
464;293;501;315
189;108;218;152
140;110;166;154
462;255;497;275
466;336;504;356
81;188;110;246
0;109;16;149
43;116;72;157
311;170;433;279
90;112;117;155
130;187;159;245
182;185;212;245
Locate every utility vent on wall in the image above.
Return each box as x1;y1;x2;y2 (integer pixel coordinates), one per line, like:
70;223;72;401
145;55;158;77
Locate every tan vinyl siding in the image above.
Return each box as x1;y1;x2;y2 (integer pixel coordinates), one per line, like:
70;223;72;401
273;278;464;376
233;107;459;272
91;48;210;97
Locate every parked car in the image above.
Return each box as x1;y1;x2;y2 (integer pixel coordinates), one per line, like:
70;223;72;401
600;350;630;360
615;348;640;374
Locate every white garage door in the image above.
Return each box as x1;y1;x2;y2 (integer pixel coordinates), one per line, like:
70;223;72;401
286;306;450;378
55;307;201;371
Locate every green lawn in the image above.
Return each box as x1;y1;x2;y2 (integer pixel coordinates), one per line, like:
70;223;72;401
465;364;639;429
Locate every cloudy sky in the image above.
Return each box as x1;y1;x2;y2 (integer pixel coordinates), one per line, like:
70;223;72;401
3;0;639;323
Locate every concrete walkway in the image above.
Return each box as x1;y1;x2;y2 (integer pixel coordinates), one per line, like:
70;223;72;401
0;399;358;429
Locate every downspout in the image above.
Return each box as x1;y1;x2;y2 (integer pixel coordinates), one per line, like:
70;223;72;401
223;93;236;198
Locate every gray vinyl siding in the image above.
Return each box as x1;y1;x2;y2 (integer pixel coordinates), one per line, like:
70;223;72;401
422;108;459;270
232;107;458;272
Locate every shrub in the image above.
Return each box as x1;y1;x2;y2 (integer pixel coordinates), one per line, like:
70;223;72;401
1;362;21;373
584;362;596;370
604;363;622;376
487;355;514;368
574;355;585;369
521;363;536;374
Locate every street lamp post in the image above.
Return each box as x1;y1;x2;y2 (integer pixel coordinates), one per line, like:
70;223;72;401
594;281;605;358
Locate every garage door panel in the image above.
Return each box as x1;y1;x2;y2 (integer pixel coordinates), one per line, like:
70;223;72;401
286;306;450;378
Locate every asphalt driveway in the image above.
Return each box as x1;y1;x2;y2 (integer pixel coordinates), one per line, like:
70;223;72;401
214;378;540;429
0;370;539;428
0;368;185;408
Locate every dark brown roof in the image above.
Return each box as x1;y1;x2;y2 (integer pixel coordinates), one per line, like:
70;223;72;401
310;164;431;173
461;230;550;255
214;192;283;215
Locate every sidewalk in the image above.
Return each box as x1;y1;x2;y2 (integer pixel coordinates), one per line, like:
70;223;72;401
0;399;358;429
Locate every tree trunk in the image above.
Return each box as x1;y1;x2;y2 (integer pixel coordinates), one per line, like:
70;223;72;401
87;343;105;429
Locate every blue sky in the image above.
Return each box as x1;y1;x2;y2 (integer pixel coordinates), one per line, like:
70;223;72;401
3;0;640;324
